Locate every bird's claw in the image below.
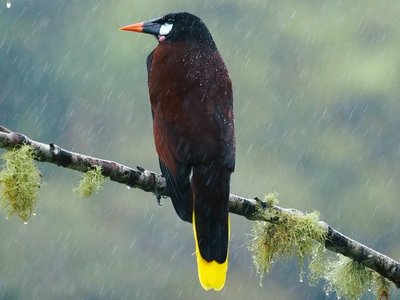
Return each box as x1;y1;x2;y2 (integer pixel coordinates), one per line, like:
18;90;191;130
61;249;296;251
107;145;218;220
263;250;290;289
156;194;162;206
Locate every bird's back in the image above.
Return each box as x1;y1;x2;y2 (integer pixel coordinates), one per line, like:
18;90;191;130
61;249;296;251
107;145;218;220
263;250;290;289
148;40;235;169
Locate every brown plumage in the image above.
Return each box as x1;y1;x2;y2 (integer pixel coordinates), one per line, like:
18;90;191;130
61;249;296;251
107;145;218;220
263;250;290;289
120;12;235;290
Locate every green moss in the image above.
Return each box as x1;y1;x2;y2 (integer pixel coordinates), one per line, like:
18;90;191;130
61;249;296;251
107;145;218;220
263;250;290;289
324;256;371;299
248;195;326;283
308;244;331;285
372;273;391;300
74;165;106;198
265;192;279;206
0;145;41;221
310;253;391;300
248;194;392;298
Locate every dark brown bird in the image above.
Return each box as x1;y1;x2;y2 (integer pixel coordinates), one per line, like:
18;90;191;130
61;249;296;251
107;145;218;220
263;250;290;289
120;12;235;291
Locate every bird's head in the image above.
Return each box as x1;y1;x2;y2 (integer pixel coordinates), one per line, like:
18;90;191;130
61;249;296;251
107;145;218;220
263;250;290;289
120;12;213;44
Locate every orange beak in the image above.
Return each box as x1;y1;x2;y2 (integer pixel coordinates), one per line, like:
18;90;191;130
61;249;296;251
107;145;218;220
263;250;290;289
120;17;162;36
119;22;144;32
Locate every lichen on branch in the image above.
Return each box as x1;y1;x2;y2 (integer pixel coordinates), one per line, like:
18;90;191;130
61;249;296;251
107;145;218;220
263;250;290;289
0;145;41;221
248;193;326;282
249;193;392;299
310;251;391;299
73;165;107;198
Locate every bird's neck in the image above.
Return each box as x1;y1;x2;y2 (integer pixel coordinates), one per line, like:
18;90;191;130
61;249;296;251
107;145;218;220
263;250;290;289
162;34;217;52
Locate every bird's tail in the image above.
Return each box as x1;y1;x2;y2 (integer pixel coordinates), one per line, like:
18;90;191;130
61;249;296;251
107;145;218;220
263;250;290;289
193;212;229;291
191;164;230;291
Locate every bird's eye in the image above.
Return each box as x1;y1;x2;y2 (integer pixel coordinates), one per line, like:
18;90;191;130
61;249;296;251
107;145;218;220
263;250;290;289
167;17;174;23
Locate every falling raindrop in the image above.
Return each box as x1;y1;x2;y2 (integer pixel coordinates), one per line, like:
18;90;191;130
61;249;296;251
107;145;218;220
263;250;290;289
6;1;11;8
126;186;132;190
33;212;36;216
24;221;28;225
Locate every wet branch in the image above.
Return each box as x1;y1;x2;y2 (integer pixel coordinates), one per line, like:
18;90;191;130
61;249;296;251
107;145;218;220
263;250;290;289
0;125;399;288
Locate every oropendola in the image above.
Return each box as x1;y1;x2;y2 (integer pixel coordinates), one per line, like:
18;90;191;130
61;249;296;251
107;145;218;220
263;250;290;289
120;12;235;291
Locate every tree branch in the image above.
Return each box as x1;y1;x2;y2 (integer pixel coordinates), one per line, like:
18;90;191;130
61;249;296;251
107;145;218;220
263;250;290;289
0;125;399;288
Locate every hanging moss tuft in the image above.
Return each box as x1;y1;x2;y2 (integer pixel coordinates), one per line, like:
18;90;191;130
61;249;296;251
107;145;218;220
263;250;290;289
248;194;326;283
310;252;391;300
0;145;41;221
74;165;107;198
248;194;392;299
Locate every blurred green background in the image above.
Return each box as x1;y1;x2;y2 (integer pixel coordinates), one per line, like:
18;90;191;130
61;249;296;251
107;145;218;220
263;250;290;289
1;0;400;299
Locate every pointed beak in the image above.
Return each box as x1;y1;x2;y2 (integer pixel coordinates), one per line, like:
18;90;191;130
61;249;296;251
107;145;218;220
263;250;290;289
120;18;161;36
119;22;144;33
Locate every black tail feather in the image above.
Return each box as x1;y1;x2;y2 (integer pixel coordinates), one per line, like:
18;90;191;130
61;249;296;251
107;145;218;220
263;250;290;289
191;164;230;263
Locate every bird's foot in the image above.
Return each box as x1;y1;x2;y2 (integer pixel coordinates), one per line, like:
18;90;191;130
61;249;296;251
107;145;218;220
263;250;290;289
155;194;162;206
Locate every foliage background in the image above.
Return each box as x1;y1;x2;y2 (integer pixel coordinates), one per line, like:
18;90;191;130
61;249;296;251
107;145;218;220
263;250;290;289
1;0;399;299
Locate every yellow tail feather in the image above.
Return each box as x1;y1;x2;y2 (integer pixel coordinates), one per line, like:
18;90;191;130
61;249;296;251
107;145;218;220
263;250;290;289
192;212;229;291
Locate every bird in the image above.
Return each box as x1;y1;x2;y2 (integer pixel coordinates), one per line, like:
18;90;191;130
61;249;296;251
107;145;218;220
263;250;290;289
120;12;235;291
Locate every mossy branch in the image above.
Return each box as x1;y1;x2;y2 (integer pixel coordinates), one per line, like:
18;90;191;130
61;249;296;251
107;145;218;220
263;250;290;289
249;194;391;299
0;125;399;292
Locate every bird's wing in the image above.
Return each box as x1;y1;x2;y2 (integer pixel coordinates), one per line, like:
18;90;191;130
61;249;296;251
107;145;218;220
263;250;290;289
213;98;235;171
159;158;192;223
152;114;194;223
